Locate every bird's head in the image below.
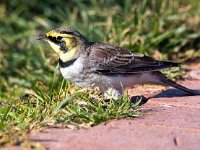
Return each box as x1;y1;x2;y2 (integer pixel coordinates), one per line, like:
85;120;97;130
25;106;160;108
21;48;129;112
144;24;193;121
37;27;87;62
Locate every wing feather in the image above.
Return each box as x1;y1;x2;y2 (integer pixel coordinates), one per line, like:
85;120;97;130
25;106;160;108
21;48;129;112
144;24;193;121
88;42;179;74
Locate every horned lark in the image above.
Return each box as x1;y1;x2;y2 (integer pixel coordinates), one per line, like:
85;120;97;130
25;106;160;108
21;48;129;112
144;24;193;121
37;27;198;98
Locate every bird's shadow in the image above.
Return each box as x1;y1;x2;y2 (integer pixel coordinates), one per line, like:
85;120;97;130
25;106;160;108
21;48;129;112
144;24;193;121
130;89;200;105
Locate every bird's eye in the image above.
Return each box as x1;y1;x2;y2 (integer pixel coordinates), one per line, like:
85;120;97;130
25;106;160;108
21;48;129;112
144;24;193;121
57;36;62;41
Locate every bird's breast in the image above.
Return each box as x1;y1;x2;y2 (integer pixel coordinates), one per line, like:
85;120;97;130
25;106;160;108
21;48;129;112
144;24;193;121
60;58;84;80
60;57;94;87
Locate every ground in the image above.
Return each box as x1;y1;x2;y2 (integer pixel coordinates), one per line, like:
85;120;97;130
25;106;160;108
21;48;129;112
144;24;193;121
1;1;200;149
4;63;200;150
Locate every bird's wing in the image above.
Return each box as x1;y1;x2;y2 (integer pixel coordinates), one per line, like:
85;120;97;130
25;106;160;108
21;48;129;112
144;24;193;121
88;43;179;74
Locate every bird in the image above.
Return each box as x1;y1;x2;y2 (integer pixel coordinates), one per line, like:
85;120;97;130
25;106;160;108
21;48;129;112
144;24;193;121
37;27;199;99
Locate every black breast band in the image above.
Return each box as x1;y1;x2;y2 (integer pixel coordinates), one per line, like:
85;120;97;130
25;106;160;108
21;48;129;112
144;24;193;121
59;58;77;68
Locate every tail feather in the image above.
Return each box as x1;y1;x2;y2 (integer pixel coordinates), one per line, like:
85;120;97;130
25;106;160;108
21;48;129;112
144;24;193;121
159;61;180;68
159;74;199;96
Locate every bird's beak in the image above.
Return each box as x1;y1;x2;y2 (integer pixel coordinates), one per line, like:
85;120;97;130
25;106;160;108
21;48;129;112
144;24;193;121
37;35;47;40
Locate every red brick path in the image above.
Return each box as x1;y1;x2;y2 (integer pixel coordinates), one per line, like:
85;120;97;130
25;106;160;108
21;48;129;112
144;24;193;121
6;64;200;150
28;79;200;150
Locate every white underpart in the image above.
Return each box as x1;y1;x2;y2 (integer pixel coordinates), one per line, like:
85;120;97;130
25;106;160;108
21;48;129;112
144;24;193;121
60;58;83;79
60;57;87;87
107;73;162;89
60;57;101;88
60;57;163;99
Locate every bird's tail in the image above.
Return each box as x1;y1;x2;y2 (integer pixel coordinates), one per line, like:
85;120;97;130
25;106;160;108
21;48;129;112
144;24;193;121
159;73;199;96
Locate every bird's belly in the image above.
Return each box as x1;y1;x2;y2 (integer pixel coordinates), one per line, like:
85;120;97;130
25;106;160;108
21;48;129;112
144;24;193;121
60;67;100;88
60;69;88;88
106;72;160;89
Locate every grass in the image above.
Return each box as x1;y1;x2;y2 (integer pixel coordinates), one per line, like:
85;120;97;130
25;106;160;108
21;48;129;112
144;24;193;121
0;77;141;146
0;0;200;147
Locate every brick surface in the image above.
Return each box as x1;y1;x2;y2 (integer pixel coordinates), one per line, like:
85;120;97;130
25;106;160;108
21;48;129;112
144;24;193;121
5;66;200;150
30;121;200;150
28;79;200;150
